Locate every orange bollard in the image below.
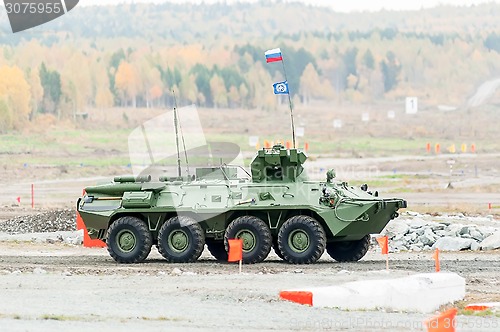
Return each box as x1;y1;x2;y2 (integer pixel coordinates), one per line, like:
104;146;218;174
426;143;431;153
424;308;457;332
433;248;440;272
286;141;291;149
471;144;476;153
304;142;309;152
435;143;441;154
264;140;271;148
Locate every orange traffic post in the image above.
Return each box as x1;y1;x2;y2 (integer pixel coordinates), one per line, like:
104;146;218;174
228;238;243;273
471;144;476;153
286;141;291;149
264;140;271;148
376;236;389;271
433;248;440;272
304;142;309;152
435;143;441;154
424;308;457;332
426;142;431;153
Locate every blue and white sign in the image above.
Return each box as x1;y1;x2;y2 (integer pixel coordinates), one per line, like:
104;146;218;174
273;81;289;95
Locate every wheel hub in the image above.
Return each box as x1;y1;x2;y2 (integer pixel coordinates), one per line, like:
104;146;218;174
289;229;310;253
117;230;136;252
169;230;189;252
236;229;256;252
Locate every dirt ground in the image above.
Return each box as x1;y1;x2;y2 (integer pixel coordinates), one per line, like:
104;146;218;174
2;153;499;217
1;106;499;331
0;242;499;331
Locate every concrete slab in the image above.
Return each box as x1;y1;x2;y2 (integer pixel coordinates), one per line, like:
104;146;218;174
279;272;465;313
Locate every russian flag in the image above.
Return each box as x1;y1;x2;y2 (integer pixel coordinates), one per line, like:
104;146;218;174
265;48;282;63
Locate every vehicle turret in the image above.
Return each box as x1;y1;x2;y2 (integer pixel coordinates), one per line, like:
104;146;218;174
250;144;307;183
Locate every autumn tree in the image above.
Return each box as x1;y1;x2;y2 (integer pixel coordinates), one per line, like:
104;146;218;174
380;51;401;92
191;64;212;106
210;74;228;108
178;73;198;105
39;62;62;115
93;62;114;109
341;47;359;90
0;98;12;132
115;61;140;107
300;63;322;104
108;48;127;105
26;67;43;119
62;52;93;120
0;65;32;129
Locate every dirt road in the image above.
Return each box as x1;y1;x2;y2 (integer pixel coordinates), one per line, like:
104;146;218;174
3;153;500;216
1;242;499;331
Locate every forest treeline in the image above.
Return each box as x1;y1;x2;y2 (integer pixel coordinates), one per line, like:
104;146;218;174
1;1;500;130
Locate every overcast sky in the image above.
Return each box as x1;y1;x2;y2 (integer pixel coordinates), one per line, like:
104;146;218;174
81;0;500;12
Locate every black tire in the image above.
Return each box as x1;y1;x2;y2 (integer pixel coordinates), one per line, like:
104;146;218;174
206;241;228;261
157;216;205;263
224;215;272;264
272;238;285;260
106;215;153;264
326;235;371;262
277;215;326;264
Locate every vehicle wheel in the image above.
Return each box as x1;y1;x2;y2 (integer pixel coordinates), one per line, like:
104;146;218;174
272;238;285;260
277;215;326;264
224;215;272;264
206;241;228;261
157;216;205;263
326;235;370;262
106;215;153;263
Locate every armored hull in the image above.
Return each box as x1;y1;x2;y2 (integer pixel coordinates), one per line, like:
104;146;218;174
78;145;406;264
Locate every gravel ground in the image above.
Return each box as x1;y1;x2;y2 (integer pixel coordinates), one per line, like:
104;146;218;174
1;208;500;331
0;242;499;331
0;209;75;234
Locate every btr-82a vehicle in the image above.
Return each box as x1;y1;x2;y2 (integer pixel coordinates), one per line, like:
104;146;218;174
78;144;406;264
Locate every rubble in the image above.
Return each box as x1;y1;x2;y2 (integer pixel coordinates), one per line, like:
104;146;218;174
0;210;75;234
380;212;499;252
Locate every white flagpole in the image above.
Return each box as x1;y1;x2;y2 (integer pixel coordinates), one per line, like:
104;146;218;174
279;53;296;149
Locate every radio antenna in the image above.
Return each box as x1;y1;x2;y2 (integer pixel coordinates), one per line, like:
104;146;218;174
172;89;190;178
172;91;182;177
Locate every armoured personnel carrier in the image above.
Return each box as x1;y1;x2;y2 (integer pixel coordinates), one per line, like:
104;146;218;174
78;144;407;264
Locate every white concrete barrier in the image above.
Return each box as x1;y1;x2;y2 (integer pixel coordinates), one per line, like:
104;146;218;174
280;272;465;313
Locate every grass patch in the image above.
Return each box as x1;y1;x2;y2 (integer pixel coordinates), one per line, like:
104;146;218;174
40;314;81;321
1;129;498;158
459;309;500;317
140;316;183;321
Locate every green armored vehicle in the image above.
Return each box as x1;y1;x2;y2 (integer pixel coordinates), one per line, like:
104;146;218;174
78;144;406;264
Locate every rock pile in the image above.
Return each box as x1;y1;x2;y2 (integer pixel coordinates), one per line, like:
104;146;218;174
381;212;500;252
0;209;76;234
